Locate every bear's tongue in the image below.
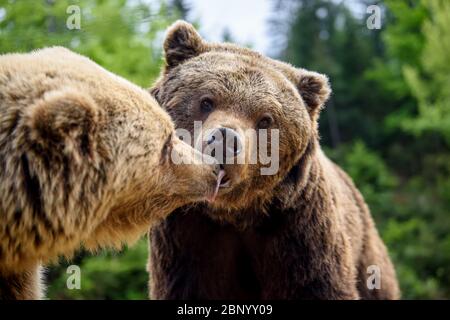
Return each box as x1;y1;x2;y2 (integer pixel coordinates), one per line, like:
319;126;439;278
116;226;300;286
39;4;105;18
207;169;226;203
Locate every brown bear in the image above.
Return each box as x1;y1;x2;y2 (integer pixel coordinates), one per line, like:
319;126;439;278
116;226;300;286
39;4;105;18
148;21;400;300
0;47;221;299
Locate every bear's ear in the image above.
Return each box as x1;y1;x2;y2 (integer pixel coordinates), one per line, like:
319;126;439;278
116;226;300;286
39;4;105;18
163;20;205;69
25;89;101;162
295;69;331;120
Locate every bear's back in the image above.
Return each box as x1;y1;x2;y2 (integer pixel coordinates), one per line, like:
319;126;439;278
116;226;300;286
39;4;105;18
1;47;159;111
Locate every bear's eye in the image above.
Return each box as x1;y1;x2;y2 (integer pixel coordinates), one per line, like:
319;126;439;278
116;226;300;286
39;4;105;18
257;114;273;129
200;97;214;113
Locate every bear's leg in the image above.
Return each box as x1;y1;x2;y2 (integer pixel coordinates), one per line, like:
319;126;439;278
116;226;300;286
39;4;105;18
356;230;400;300
0;265;44;300
148;208;259;300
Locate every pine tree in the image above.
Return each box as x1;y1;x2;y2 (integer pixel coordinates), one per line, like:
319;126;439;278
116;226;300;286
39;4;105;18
404;0;450;143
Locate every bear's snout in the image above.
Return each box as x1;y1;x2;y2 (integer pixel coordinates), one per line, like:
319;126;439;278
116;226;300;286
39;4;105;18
203;127;243;163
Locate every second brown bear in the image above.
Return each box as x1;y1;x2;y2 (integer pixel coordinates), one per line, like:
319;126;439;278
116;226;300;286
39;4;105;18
148;21;400;300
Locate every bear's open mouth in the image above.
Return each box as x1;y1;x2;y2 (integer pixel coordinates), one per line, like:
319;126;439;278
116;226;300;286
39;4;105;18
219;175;230;188
207;168;231;203
218;165;231;188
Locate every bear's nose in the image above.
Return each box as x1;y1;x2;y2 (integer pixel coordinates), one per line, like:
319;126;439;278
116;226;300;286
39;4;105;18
206;127;242;160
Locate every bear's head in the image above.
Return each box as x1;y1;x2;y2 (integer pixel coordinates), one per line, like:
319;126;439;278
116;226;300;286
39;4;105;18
19;47;222;228
151;21;331;213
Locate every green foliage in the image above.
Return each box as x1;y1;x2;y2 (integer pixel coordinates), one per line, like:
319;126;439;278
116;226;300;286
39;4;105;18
403;0;450;143
0;0;174;86
47;239;149;300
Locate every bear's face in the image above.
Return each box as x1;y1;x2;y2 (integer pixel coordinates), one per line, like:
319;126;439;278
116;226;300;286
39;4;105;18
94;94;220;210
151;21;330;211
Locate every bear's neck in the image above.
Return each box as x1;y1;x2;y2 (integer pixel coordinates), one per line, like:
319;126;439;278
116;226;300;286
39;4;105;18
243;144;336;233
271;137;323;206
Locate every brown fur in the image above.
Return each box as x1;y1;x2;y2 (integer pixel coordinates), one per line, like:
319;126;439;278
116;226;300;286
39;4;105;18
0;47;219;299
148;21;400;300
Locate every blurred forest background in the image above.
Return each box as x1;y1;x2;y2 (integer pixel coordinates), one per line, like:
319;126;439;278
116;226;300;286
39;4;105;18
0;0;449;299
